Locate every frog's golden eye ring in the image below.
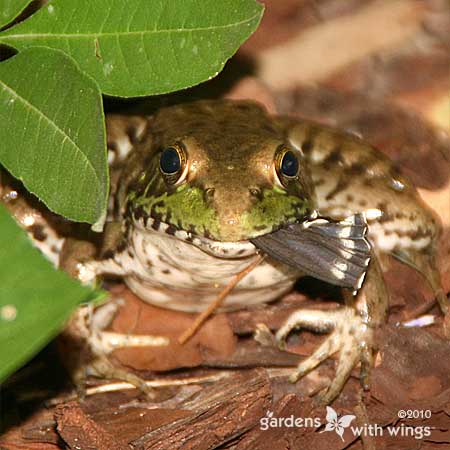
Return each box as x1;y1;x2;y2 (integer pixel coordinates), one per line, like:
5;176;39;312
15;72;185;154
274;146;300;187
159;144;187;185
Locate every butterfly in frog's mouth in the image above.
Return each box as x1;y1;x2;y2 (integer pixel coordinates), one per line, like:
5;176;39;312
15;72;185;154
251;213;371;291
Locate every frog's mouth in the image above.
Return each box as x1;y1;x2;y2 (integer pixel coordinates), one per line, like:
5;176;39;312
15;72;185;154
134;215;259;259
190;235;257;258
129;184;312;257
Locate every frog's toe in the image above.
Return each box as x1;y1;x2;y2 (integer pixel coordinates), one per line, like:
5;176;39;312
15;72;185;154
315;329;364;404
87;354;156;398
78;300;170;355
278;307;375;404
254;323;278;348
275;309;336;348
92;330;169;354
358;339;374;390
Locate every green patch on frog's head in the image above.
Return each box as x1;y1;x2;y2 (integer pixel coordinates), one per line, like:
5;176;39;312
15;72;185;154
126;100;317;243
128;184;221;238
128;183;311;242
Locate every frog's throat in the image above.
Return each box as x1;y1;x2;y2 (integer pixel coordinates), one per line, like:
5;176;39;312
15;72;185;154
128;186;311;245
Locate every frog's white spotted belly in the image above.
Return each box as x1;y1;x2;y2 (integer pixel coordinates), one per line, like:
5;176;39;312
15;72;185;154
97;226;299;312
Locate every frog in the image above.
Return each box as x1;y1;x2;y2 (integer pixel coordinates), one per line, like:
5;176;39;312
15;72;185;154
1;99;446;403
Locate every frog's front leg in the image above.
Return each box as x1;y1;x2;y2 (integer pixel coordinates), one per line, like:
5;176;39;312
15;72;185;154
257;252;388;404
59;228;170;396
67;300;169;397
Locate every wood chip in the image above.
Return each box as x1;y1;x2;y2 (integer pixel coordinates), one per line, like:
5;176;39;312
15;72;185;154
55;402;123;450
130;370;272;450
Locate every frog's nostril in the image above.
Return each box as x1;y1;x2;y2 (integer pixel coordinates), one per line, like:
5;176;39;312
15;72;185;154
249;187;261;198
205;188;215;199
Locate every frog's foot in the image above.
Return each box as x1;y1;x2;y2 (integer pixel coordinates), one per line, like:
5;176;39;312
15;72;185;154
72;300;169;397
258;306;375;404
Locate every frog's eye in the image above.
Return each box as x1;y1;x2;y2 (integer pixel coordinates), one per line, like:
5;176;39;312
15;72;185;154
159;144;187;184
280;151;299;177
160;147;181;174
274;146;300;186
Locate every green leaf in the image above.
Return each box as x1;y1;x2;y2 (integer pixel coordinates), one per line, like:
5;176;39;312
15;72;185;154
0;204;94;383
0;46;108;226
0;0;33;29
0;0;264;97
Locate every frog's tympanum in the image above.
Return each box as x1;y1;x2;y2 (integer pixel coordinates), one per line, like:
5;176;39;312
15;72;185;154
2;100;446;403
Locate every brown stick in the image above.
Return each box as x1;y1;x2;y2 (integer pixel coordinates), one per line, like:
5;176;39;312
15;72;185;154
178;254;266;345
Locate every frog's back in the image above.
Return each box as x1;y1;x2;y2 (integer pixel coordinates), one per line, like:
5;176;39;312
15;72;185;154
284;120;441;255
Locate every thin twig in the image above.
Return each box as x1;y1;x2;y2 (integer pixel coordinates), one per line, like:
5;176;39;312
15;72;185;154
178;254;266;345
47;368;295;405
47;371;232;405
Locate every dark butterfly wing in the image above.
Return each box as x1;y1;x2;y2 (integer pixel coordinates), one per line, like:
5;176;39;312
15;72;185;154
251;214;371;290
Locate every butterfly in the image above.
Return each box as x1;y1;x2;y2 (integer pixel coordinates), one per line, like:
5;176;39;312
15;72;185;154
251;213;371;292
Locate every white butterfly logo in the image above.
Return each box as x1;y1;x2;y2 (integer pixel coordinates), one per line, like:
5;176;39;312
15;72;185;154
321;406;356;441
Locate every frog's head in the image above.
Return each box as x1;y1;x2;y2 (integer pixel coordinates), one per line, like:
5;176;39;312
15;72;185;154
126;100;316;255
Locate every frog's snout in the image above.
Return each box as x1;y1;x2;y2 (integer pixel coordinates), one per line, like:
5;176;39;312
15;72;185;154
204;185;303;242
206;186;256;241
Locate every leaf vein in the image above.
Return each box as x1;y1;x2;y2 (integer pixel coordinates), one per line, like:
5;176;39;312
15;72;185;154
0;79;101;188
0;13;261;40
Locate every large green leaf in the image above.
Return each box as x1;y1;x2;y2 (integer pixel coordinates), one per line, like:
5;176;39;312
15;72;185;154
0;46;108;226
0;0;33;29
0;0;264;97
0;204;95;383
